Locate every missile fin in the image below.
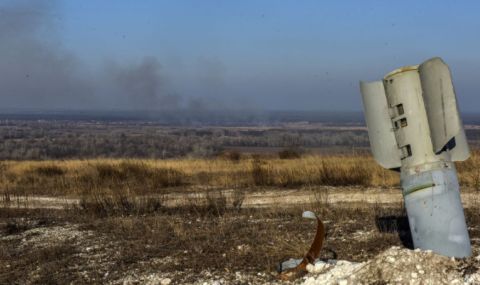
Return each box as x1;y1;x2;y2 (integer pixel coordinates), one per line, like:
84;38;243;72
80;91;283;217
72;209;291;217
419;57;470;159
451;130;470;161
360;81;401;169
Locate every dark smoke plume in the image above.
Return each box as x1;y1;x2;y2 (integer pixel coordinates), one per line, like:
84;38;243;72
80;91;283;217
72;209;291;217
107;57;181;110
0;1;92;109
0;1;231;112
0;1;180;111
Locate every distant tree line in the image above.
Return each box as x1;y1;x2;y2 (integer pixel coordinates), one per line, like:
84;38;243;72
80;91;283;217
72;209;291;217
0;120;478;160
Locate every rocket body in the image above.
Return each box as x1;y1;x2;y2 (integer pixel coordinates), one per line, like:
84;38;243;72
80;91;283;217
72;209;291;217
402;166;471;257
360;57;471;257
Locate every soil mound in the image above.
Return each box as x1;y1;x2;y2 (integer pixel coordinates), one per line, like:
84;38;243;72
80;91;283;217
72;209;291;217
303;246;480;285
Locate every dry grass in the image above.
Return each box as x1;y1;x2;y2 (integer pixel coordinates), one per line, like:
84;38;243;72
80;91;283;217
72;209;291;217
0;155;398;197
0;203;417;283
6;199;478;284
2;152;480;199
1;161;479;283
456;149;480;190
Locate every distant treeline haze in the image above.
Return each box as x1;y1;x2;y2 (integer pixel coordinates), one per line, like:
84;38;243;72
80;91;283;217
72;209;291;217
0;120;369;160
1;120;480;160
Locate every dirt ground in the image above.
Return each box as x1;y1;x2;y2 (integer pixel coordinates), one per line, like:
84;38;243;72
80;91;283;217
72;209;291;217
0;187;404;210
1;187;480;284
3;186;480;209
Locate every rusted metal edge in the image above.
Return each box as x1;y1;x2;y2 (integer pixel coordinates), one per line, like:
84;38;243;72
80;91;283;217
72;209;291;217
277;211;325;281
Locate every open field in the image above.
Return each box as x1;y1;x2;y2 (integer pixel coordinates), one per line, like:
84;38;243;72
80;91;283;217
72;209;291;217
1;117;480;284
1;192;480;284
1;188;480;281
1;153;480;284
0;155;395;197
2;152;480;197
3;0;480;282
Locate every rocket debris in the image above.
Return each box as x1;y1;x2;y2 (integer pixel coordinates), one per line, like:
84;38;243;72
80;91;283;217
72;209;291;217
277;211;325;281
360;57;471;257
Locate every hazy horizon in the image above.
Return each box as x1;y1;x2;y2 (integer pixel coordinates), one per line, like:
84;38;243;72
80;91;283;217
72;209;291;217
1;1;479;112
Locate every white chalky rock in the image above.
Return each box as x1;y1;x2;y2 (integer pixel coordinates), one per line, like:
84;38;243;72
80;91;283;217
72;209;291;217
307;261;331;274
160;278;171;285
314;263;328;273
306;263;315;273
303;211;317;220
302;260;362;285
465;271;480;284
303;276;316;285
303;247;475;285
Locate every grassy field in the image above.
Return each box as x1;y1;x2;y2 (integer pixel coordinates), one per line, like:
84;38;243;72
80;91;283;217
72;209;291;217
1;153;480;283
2;152;480;197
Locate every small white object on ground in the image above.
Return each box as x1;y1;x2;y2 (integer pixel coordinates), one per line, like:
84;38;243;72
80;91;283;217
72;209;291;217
160;278;171;285
302;211;317;220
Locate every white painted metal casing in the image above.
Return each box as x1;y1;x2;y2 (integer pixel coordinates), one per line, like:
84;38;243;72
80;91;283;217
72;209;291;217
361;58;469;166
360;57;472;257
360;81;401;169
419;57;470;161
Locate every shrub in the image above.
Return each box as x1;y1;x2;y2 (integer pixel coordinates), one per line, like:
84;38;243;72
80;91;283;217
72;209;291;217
95;163;126;181
278;148;302;159
205;191;227;216
33;165;66;177
219;150;242;162
77;192;165;217
251;159;272;186
319;160;372;186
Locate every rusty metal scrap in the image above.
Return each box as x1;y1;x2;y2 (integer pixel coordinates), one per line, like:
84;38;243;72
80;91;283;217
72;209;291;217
277;211;325;281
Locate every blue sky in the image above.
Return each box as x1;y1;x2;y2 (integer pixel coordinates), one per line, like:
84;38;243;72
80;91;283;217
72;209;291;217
1;1;480;111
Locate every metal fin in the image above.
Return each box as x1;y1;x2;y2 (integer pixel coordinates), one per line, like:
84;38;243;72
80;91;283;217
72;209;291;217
451;130;470;161
360;81;401;169
418;57;470;160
